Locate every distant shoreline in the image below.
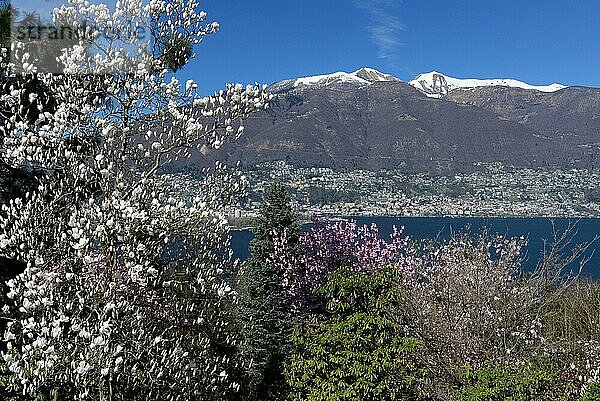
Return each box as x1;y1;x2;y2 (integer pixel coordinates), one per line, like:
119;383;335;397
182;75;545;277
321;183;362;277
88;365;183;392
228;214;600;230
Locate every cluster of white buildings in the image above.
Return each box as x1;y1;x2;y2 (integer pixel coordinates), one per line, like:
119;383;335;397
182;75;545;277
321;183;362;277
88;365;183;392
159;161;600;219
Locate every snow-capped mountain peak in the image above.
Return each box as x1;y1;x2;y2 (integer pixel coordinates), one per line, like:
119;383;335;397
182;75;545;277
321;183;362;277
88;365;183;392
409;71;567;98
292;70;370;88
269;68;400;92
352;67;400;83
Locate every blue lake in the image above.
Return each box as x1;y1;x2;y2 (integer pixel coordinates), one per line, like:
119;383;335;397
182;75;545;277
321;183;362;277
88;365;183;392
230;217;600;278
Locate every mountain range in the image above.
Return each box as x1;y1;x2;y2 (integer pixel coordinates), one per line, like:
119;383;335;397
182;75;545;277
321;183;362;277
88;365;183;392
192;68;600;174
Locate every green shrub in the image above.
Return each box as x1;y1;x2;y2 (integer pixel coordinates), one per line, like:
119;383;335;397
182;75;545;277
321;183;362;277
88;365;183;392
451;361;578;401
581;383;600;401
285;268;428;401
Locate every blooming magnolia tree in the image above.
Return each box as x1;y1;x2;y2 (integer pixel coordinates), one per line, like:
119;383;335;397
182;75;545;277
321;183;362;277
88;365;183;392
0;0;270;399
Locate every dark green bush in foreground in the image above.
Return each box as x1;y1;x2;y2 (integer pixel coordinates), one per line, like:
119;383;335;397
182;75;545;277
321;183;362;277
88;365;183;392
285;268;429;401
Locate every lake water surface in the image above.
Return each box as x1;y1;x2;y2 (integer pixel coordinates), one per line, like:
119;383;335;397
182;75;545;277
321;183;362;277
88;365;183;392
231;217;600;278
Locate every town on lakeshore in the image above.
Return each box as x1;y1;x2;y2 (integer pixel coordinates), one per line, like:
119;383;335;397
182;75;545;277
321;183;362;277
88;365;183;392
159;161;600;224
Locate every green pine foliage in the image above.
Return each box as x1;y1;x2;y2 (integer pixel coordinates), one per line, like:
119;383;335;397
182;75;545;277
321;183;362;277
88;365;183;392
285;268;428;401
237;180;300;401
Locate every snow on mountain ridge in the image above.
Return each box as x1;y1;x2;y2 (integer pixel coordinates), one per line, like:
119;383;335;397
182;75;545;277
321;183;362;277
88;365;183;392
409;71;566;97
291;67;400;88
293;71;370;87
269;68;567;96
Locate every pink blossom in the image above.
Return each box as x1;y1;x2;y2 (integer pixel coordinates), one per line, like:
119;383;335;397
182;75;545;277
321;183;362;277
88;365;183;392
271;217;412;312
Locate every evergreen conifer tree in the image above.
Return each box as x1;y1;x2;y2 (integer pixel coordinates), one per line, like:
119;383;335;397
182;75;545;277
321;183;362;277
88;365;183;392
237;180;300;401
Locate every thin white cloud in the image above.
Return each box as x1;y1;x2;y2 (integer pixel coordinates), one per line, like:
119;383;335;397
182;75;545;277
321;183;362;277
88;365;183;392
353;0;404;64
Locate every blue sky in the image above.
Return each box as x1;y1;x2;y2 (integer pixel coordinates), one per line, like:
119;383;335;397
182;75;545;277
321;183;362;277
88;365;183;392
14;0;600;94
180;0;600;94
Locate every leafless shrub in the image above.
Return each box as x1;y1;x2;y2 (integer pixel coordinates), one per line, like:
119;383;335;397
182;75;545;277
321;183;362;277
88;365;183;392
395;223;597;398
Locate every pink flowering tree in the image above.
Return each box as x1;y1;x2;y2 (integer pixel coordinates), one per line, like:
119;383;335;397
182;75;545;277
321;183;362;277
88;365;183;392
274;218;428;400
272;217;413;313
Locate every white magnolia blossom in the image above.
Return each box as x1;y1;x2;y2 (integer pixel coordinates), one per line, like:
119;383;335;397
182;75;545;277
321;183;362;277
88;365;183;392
0;0;271;399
